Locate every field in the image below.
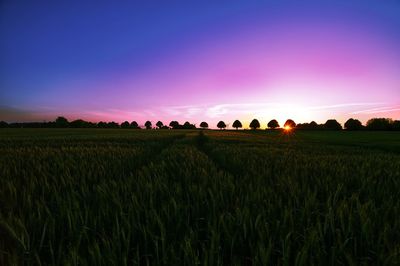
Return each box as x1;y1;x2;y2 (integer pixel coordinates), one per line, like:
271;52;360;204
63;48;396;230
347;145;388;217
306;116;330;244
1;129;400;265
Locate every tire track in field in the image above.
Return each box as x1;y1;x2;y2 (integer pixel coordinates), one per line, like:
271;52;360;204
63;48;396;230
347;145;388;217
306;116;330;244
192;131;239;178
135;131;231;180
129;133;187;173
131;131;201;177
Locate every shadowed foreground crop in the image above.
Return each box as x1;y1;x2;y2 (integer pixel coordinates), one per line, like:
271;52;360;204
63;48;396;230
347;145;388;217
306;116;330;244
0;129;399;265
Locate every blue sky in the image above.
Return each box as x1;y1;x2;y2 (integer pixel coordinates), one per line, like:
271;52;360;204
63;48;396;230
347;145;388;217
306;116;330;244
1;0;399;126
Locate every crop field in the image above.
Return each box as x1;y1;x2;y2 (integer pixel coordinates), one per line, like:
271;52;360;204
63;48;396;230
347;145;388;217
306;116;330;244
1;129;400;265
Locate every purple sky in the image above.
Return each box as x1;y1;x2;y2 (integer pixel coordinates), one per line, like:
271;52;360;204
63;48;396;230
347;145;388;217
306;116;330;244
1;0;399;127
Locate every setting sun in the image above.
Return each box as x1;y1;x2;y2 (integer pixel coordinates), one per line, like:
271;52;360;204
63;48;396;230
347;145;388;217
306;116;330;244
284;125;292;131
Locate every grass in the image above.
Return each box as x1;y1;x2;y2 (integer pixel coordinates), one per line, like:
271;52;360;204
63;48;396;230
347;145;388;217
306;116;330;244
1;129;399;265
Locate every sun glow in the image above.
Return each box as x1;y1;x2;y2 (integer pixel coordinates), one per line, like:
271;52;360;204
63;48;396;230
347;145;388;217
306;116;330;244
284;125;292;131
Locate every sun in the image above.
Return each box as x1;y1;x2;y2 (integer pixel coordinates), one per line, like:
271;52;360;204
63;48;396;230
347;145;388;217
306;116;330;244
284;125;292;131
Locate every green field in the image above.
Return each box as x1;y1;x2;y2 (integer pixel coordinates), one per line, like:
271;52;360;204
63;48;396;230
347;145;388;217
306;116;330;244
1;129;400;265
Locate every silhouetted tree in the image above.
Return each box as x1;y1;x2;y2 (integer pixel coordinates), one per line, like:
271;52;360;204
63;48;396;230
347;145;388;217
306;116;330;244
392;120;400;131
267;119;279;129
296;123;306;129
183;121;196;129
88;120;96;128
324;119;342;130
309;121;319;129
169;121;180;129
121;121;130;128
97;121;107;128
130;121;139;129
8;123;22;128
217;121;226;130
200;122;208;129
366;118;392;130
284;119;296;128
249;119;260;130
297;121;321;130
70;119;90;128
8;122;44;128
344;118;363;130
145;121;152;129
107;122;119;128
156;121;164;129
232;120;242;130
55;116;69;128
0;121;8;128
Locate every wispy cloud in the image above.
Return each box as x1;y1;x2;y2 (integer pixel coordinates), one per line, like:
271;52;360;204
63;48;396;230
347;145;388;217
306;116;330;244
162;102;386;119
307;102;384;110
161;105;205;118
350;106;400;115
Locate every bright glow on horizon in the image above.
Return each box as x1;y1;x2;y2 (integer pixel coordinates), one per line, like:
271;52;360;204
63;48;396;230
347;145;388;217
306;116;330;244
1;101;398;129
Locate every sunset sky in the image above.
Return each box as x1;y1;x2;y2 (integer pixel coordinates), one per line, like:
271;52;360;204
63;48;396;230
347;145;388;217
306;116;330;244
1;0;399;128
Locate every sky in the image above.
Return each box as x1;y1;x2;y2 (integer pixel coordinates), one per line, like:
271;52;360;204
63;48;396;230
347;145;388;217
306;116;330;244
1;0;399;128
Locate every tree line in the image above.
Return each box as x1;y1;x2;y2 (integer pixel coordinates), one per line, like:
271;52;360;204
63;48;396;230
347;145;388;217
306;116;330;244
1;117;399;131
